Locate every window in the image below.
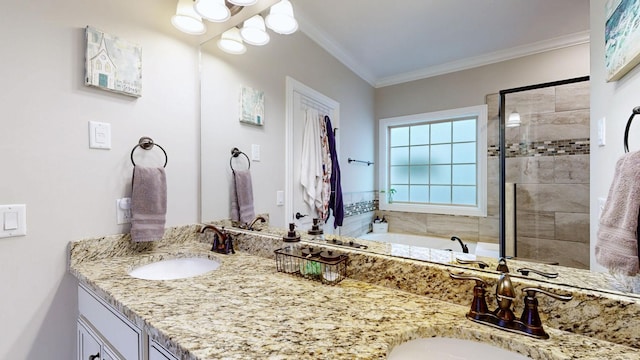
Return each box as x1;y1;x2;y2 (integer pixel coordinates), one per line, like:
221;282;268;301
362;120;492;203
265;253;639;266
379;105;487;217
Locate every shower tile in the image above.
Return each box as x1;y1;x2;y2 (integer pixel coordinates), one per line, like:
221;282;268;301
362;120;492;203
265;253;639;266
486;93;499;146
524;109;590;142
505;87;556;115
516;210;555;239
555;212;590;243
381;211;427;235
506;157;554;184
554;154;589;184
487;157;499;216
516;183;589;212
426;214;479;241
516;236;589;269
478;216;499;243
556;81;589;112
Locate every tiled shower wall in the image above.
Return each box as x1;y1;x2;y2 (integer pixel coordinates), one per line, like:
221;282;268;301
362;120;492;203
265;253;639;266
497;80;591;269
371;80;590;269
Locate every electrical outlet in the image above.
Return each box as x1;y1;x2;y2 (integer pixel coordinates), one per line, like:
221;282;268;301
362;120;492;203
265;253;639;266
116;198;132;224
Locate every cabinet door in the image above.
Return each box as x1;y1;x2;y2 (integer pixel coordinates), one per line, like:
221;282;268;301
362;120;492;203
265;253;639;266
78;285;142;360
78;321;101;360
101;346;118;360
149;339;178;360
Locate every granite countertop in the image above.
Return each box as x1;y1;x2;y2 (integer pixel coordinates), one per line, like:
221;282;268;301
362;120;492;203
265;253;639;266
69;231;639;360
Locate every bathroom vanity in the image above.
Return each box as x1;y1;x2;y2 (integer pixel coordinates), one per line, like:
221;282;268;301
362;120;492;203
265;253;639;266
69;225;639;359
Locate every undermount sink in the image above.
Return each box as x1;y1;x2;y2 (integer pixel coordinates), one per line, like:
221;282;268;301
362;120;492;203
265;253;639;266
128;257;220;280
388;337;529;360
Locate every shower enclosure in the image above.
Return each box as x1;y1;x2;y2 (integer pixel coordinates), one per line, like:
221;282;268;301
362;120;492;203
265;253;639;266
498;76;590;269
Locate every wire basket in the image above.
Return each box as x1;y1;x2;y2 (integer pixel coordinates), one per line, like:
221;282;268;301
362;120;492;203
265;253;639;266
274;246;347;285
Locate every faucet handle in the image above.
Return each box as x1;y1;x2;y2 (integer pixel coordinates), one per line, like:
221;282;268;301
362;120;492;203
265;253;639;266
521;287;572;302
456;258;489;269
449;272;489;318
519;287;572;339
496;257;509;273
517;267;559;278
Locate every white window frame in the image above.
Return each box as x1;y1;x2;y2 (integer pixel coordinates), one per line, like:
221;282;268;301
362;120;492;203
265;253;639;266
378;104;488;217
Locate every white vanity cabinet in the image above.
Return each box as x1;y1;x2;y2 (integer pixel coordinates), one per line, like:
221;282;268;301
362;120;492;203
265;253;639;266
77;284;180;360
77;285;143;360
77;319;121;360
148;338;179;360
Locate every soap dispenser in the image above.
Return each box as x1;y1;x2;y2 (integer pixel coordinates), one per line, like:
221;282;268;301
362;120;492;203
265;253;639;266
283;223;301;242
307;218;324;242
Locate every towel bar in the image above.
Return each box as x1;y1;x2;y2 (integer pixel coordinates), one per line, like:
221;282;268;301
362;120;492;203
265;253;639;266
230;147;250;171
623;106;640;153
130;137;168;167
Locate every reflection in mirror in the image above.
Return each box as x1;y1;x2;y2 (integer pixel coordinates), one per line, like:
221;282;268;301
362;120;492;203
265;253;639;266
199;11;638;298
498;76;591;269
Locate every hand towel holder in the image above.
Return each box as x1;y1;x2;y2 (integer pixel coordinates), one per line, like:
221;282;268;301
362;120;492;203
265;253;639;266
623;106;640;153
230;147;250;171
130;137;168;167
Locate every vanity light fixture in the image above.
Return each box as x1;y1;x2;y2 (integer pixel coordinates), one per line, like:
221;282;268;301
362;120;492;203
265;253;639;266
218;27;247;54
171;0;207;35
228;0;258;6
507;110;521;127
240;15;270;46
265;0;299;35
194;0;231;22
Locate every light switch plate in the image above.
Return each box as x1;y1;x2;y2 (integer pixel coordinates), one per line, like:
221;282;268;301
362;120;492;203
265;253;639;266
89;121;111;149
0;204;27;238
251;144;260;161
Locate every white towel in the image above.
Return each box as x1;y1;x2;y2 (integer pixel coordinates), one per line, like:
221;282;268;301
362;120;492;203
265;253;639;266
596;151;640;276
300;108;323;212
130;166;167;242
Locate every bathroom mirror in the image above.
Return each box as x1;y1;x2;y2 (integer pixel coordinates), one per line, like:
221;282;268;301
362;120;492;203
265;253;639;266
199;7;639;299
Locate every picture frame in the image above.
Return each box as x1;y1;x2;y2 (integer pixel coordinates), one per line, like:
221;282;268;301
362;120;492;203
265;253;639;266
85;26;142;97
605;0;640;82
239;85;265;126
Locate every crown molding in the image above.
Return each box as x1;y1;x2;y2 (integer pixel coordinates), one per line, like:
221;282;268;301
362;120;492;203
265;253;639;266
375;30;591;88
298;11;590;89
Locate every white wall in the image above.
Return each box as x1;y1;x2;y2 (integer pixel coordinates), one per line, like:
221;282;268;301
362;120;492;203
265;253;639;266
590;1;640;271
200;31;375;226
0;1;200;358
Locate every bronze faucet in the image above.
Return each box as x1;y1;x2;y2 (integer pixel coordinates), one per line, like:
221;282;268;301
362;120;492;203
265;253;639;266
450;236;469;253
246;216;266;231
450;271;572;339
200;224;226;239
200;225;234;254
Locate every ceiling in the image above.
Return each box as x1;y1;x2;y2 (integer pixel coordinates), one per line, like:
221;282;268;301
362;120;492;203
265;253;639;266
293;0;590;88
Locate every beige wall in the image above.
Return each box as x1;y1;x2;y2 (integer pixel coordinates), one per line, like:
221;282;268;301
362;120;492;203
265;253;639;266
590;0;640;272
375;44;590;121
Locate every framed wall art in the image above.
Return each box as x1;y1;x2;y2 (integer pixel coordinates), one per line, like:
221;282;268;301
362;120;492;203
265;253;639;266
239;85;265;126
605;0;640;81
85;26;142;97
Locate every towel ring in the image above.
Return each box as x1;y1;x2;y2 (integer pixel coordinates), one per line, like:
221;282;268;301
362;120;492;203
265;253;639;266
623;106;640;153
230;147;250;171
130;137;168;167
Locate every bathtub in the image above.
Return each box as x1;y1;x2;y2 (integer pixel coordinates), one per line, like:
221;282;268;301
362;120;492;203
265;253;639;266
359;232;499;258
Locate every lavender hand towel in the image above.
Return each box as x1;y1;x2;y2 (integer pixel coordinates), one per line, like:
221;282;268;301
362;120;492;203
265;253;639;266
130;166;167;242
231;169;255;225
596;151;640;275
